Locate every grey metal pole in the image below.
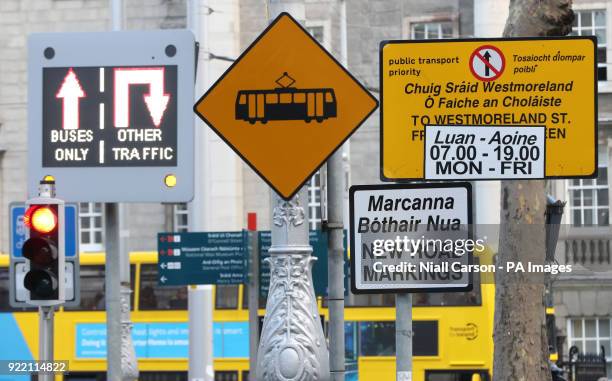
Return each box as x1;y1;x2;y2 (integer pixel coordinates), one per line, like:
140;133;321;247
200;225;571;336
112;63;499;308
395;294;412;381
38;306;54;381
248;231;259;381
106;2;138;380
105;203;122;381
327;150;345;381
327;2;348;380
188;1;214;380
257;187;330;381
105;204;138;381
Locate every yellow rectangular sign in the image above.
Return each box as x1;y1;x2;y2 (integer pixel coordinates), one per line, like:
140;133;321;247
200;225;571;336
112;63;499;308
380;37;597;181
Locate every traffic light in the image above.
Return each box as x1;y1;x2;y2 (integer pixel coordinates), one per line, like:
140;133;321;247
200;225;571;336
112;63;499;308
22;192;65;305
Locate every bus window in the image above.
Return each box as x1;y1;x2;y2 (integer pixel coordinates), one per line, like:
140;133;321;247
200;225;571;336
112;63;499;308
64;372;107;381
279;93;292;104
215;285;239;309
215;371;238;381
140;264;187;310
325;91;334;103
0;267;11;312
266;93;278;104
344;292;395;307
238;94;246;104
345;322;358;362
414;268;481;307
360;321;395;356
64;265;134;311
294;92;306;103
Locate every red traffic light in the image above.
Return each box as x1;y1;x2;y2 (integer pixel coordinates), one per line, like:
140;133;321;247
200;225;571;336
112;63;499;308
24;205;58;233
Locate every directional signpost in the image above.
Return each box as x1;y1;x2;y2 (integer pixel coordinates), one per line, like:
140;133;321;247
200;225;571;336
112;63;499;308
157;232;248;286
28;30;195;202
380;37;596;181
194;13;378;199
8;202;80;308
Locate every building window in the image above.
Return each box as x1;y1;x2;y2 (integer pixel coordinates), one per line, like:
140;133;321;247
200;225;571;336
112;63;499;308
306;25;324;44
568;148;609;226
571;10;607;81
568;317;611;375
411;22;454;39
306;20;330;50
79;202;104;252
308;172;322;230
173;203;189;232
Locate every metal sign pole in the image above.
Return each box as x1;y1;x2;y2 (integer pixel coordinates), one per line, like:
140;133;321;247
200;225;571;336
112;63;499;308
327;153;345;381
395;294;413;381
247;214;260;381
38;306;54;381
188;1;214;380
105;204;138;381
105;2;138;381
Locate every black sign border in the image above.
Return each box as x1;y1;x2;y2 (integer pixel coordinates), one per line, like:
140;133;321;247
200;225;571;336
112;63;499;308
349;182;474;294
379;36;598;182
193;12;379;200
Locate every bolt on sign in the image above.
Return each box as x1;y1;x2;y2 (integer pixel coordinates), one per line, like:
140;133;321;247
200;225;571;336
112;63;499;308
28;31;195;202
350;183;473;293
194;13;378;199
380;37;596;181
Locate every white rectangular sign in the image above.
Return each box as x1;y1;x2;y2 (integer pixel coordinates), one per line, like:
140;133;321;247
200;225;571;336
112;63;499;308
424;125;545;180
349;183;474;293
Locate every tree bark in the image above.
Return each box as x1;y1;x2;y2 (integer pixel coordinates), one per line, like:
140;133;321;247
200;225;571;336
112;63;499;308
494;1;573;381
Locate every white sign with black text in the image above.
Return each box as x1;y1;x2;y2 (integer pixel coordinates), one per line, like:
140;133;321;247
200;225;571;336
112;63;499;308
349;183;474;294
424;125;545;180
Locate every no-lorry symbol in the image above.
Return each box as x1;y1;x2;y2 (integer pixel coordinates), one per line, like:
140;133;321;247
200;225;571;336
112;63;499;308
469;45;505;81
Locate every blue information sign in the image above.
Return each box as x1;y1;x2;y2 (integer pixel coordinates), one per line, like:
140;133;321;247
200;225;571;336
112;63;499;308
258;230;348;298
10;203;78;258
157;231;248;286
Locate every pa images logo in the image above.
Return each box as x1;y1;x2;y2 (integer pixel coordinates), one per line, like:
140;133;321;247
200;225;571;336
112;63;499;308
450;323;478;341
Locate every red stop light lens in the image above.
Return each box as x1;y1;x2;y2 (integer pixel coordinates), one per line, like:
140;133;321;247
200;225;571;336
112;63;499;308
27;207;57;233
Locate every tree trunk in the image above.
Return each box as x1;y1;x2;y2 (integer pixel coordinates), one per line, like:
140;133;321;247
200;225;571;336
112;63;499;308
494;1;573;381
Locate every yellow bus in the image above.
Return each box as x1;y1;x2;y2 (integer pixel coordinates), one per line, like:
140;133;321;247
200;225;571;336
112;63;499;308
0;249;495;381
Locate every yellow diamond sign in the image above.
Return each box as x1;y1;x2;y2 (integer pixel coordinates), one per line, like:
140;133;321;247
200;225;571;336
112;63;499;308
194;13;378;199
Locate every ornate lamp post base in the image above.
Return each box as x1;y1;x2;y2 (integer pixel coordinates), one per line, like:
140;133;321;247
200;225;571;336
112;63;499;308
256;189;330;381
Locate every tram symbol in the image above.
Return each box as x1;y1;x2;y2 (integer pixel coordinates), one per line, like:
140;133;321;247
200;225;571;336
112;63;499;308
235;72;337;124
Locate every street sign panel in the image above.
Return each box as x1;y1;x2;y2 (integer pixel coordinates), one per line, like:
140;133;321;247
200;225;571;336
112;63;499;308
157;232;247;286
350;183;473;293
28;30;195;202
380;37;596;181
194;13;378;199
